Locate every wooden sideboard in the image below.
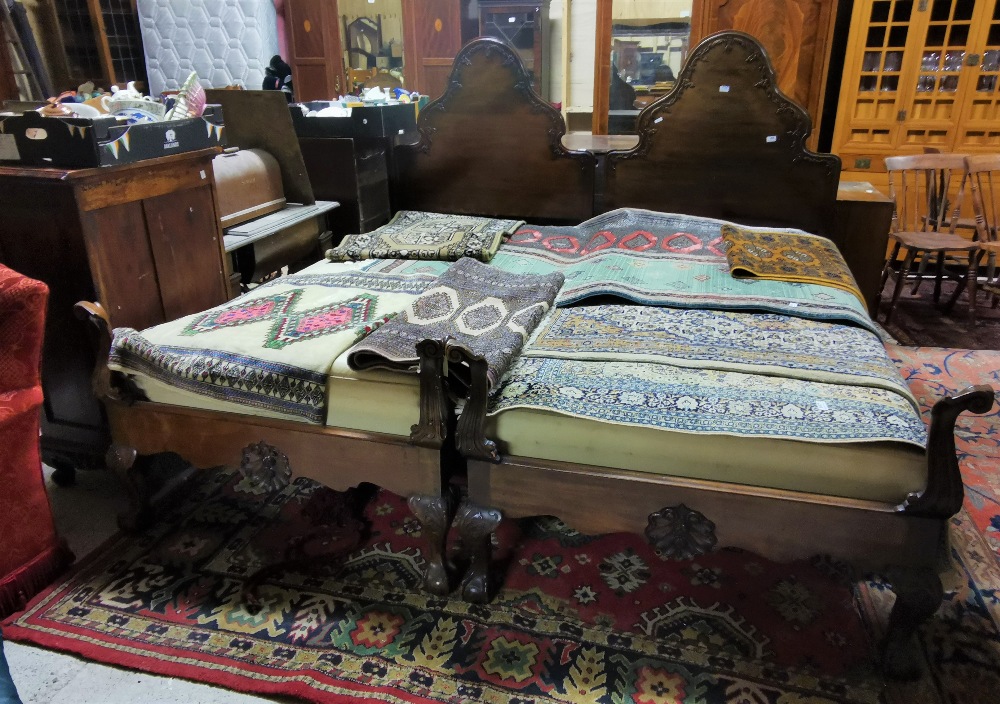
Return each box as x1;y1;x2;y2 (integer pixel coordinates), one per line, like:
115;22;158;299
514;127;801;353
0;148;230;479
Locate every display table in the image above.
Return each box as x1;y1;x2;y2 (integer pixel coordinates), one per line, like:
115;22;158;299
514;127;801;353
0;148;230;475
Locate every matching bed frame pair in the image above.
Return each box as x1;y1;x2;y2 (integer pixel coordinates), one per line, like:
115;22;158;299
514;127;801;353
76;32;995;679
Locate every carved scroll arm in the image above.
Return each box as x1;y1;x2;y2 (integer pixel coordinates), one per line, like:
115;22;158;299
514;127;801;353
447;342;499;462
897;384;995;518
73;300;146;404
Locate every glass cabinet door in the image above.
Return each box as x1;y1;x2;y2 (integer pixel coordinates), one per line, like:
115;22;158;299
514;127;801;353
952;0;1000;150
900;0;982;150
836;0;926;157
479;2;549;98
833;0;1000;166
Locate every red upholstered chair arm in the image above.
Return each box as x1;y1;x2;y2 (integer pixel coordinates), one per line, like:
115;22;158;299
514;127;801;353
0;264;49;392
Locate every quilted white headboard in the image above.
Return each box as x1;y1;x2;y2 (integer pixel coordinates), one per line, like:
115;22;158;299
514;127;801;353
138;0;281;96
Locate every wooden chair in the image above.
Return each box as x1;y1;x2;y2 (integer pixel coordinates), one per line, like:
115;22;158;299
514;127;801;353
879;153;982;325
965;153;1000;309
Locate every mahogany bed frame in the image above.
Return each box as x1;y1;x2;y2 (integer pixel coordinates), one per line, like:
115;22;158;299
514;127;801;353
75;34;994;675
393;33;995;680
76;301;456;595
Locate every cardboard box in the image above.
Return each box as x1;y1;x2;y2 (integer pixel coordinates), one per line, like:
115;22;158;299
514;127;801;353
0;106;226;168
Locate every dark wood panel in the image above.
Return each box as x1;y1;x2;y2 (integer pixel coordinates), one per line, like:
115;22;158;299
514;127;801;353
285;0;343;101
292;62;335;102
287;0;328;58
832;182;895;312
299;137;391;236
420;63;454;102
402;0;462;98
144;186;228;322
80;202;165;331
691;0;836;149
396;38;594;223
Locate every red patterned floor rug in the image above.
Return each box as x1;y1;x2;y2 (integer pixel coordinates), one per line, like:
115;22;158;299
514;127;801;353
867;346;1000;704
4;347;999;704
879;278;1000;350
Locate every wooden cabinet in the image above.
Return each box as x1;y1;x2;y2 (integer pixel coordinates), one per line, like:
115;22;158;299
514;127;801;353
832;0;1000;183
0;149;229;470
690;0;838;151
299;137;392;235
286;0;347;100
478;1;551;99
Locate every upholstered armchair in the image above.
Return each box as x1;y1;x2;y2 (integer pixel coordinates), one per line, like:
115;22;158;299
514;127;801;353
0;264;73;617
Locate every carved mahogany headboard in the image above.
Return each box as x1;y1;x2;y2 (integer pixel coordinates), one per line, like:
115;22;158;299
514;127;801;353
603;31;841;237
395;38;595;224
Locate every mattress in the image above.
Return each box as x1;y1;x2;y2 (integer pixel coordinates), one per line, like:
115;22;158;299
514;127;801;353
118;351;421;438
108;259;433;426
487;409;927;504
138;0;280;96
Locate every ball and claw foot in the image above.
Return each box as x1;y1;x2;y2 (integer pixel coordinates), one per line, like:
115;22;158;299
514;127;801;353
455;501;502;604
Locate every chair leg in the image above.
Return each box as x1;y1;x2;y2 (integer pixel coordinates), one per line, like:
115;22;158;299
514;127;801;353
910;251;930;295
883;249;916;326
876;242;899;298
932;252;945;303
968;251;980;326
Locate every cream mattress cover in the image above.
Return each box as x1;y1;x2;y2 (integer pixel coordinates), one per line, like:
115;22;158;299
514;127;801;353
487;409;927;504
124;340;421;436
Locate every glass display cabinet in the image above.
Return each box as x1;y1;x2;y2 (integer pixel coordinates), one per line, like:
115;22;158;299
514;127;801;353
478;1;551;99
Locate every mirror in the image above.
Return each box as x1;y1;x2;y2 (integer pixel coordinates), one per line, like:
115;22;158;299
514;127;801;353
596;1;693;134
338;0;405;93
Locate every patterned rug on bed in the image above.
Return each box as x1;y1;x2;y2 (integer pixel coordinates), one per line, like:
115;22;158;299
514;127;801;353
4;348;999;704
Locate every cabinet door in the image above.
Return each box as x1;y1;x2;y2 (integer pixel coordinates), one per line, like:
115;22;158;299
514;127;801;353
952;0;1000;151
479;3;549;98
402;0;463;99
898;0;987;151
834;0;932;169
143;185;229;322
833;0;999;173
690;0;837;150
286;0;345;100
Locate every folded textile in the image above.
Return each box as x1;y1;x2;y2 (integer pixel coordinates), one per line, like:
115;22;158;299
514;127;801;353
326;211;524;263
109;269;433;423
524;305;916;408
721;224;867;309
347;258;564;389
489;356;927;448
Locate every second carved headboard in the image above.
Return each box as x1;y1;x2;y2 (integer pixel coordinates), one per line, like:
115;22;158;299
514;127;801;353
604;31;841;237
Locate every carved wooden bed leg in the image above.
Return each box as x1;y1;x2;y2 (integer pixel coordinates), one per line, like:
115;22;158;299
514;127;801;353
106;444;199;532
445;343;503;602
408;494;454;595
105;443;146;531
455;500;503;604
882;567;943;681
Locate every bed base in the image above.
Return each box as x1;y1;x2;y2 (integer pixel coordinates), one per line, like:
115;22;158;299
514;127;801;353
76;303;457;595
447;343;995;679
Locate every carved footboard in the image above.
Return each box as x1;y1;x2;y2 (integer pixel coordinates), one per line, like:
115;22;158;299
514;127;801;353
445;341;996;679
74;301;458;595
